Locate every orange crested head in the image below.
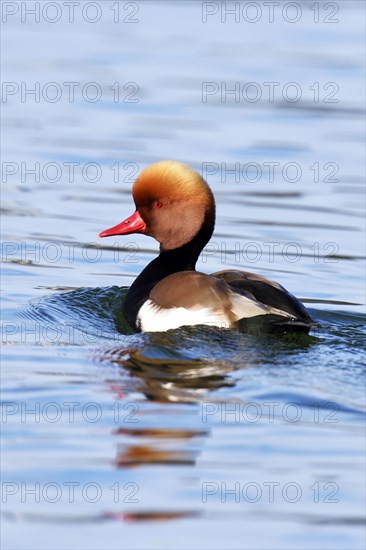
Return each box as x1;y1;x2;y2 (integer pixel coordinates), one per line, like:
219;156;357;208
132;160;213;210
99;160;215;251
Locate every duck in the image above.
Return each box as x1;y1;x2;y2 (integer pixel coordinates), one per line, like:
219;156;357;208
99;160;315;333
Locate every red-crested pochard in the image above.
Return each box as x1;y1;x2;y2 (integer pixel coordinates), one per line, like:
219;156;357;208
99;161;314;333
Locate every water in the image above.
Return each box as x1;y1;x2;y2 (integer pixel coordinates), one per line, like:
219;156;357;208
1;2;365;549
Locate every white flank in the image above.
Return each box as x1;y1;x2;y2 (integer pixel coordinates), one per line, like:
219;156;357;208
137;292;294;333
137;300;231;332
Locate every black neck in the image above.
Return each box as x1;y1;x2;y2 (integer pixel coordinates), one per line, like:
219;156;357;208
124;217;214;328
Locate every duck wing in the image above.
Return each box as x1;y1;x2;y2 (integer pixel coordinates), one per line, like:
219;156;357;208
141;270;314;333
212;269;315;333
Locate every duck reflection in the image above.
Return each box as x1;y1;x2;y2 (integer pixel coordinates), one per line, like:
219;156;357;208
95;325;318;522
100;324;317;403
101;326;242;403
115;430;209;468
98;325;318;467
96;327;242;473
104;510;200;523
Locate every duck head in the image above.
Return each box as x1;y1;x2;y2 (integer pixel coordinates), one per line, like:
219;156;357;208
99;161;215;251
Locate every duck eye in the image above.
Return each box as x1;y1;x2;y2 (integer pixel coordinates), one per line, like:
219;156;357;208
153;201;162;209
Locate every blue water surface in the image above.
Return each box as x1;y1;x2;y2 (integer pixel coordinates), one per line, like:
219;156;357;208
1;2;365;549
